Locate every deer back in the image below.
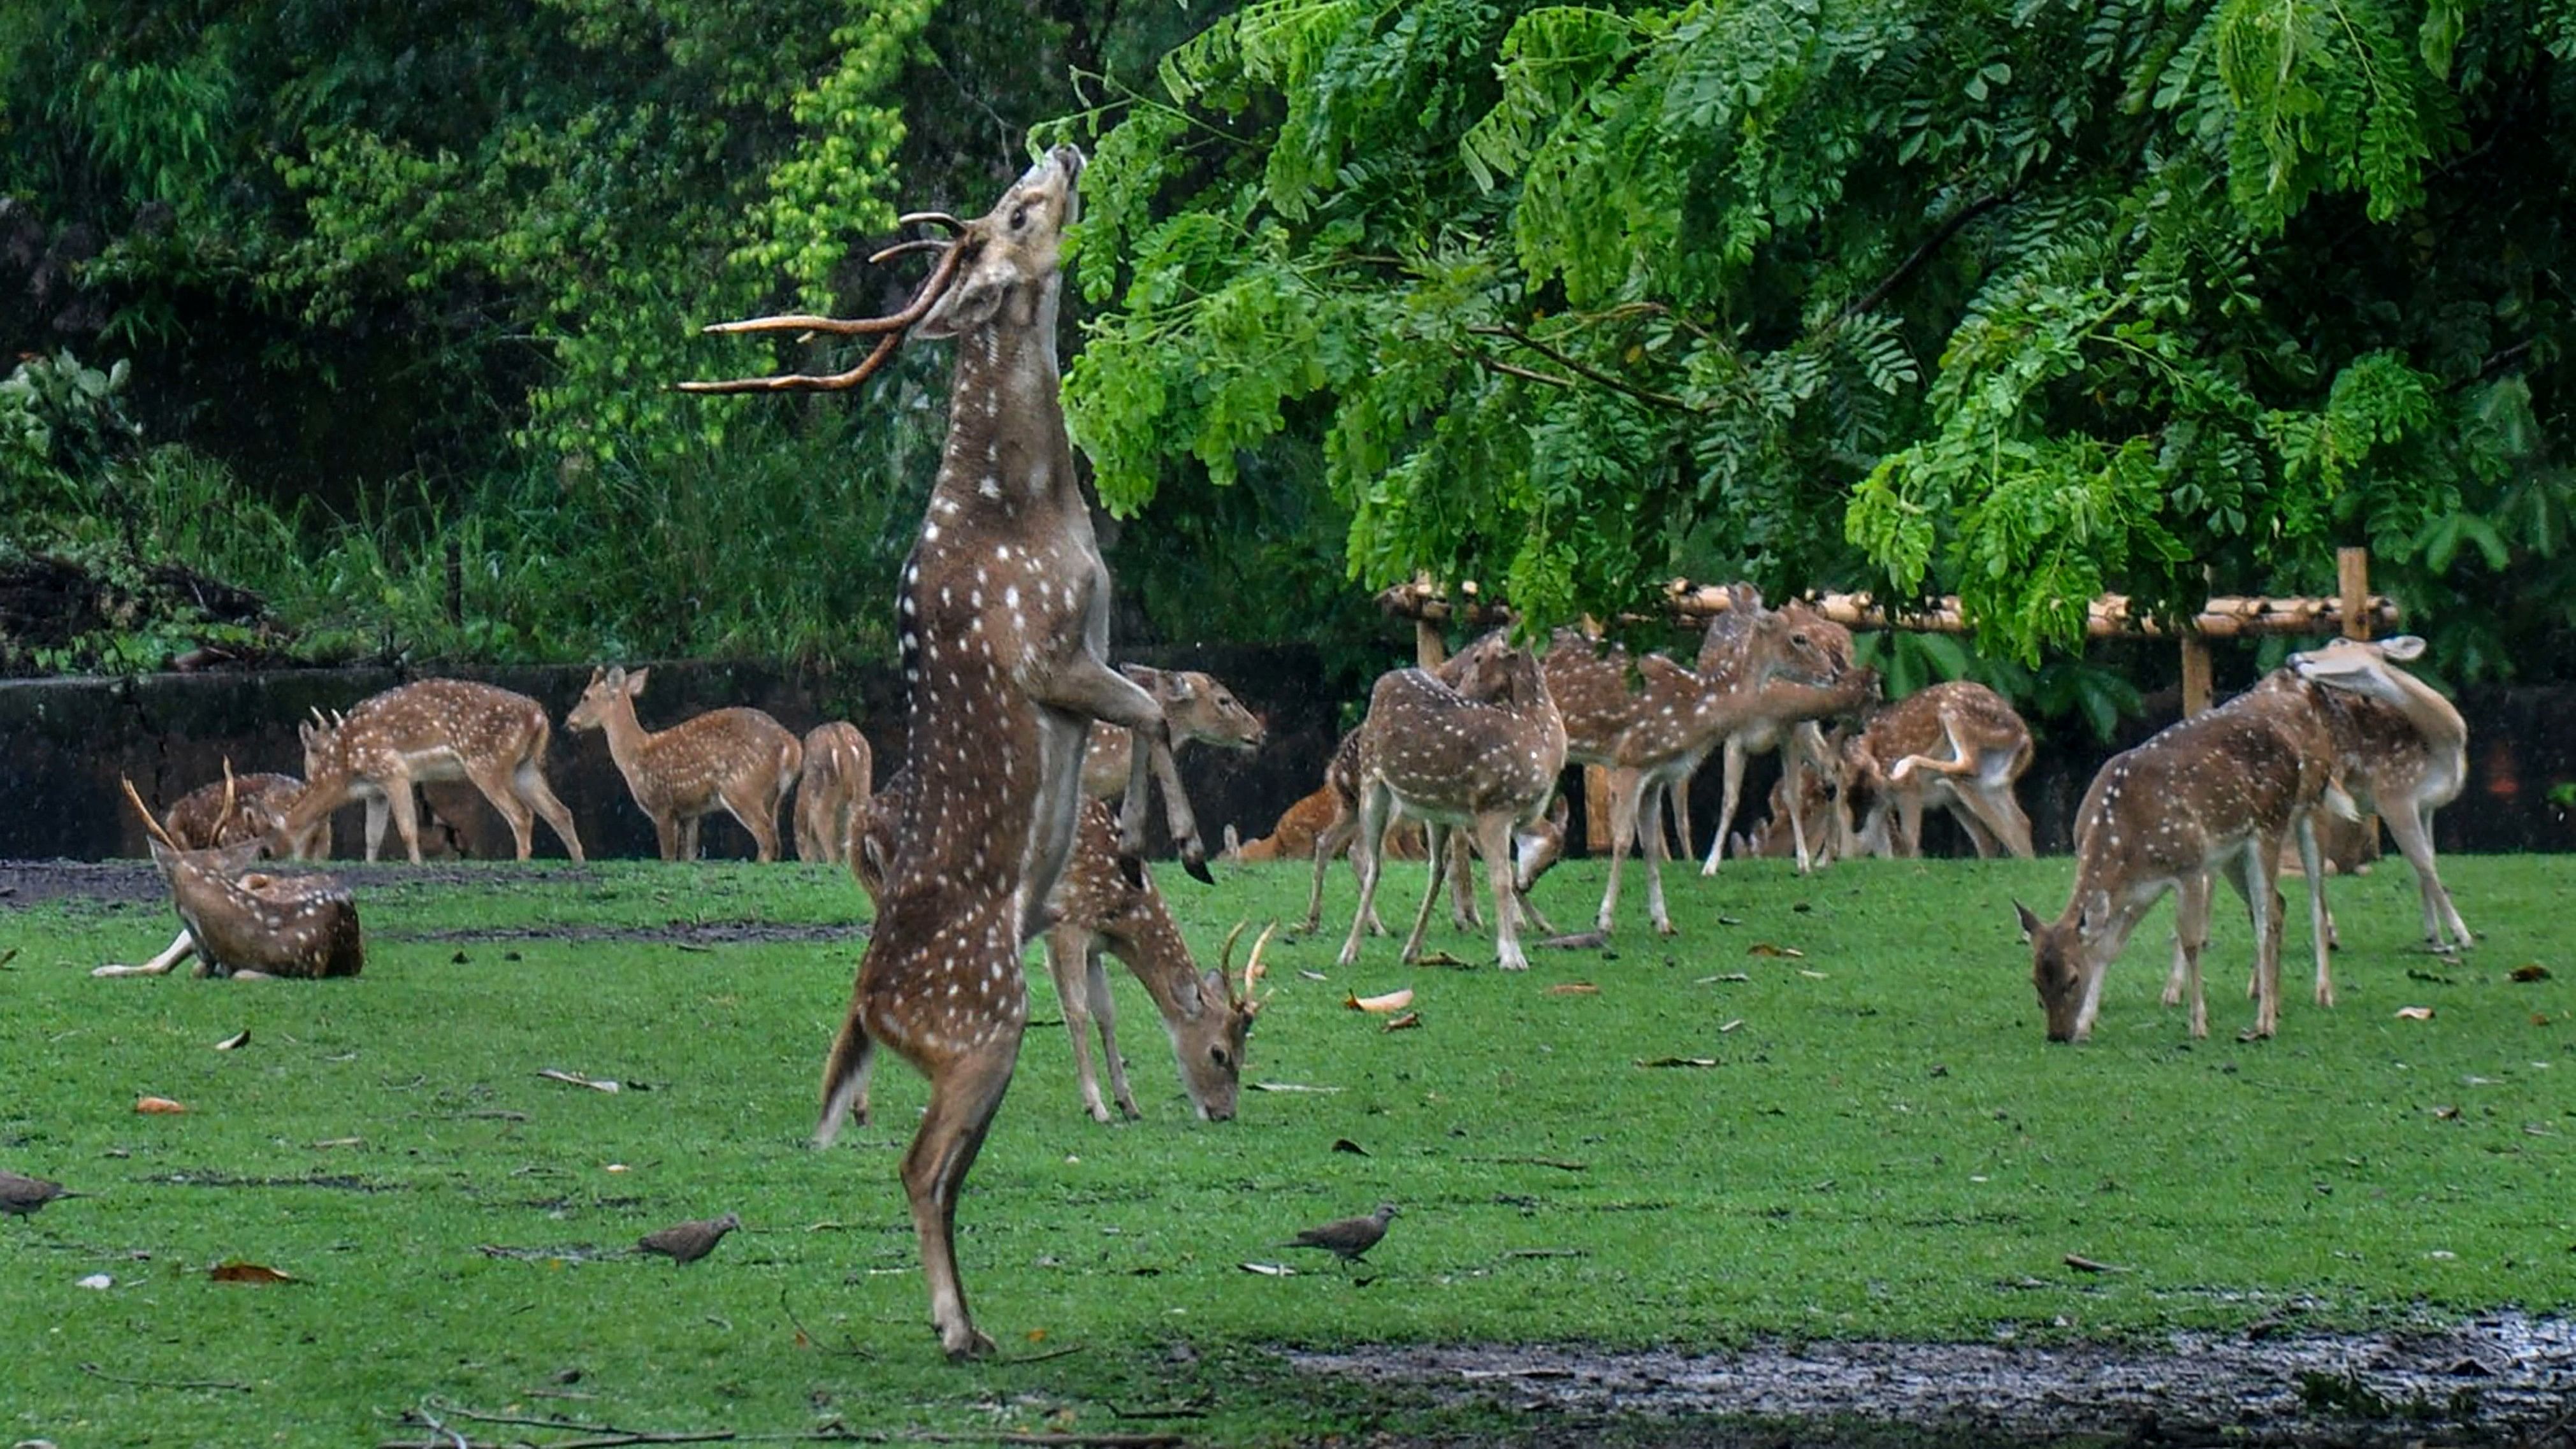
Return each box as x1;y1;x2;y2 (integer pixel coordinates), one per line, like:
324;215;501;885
1356;648;1565;818
1860;681;2032;777
291;679;552;823
148;837;362;979
570;666;800;814
2289;636;2464;812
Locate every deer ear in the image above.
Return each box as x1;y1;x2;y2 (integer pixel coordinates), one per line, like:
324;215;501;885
916;271;1007;340
2378;634;2427;661
146;836;175;871
299;720;319;748
624;667;649;696
2013;900;2045;942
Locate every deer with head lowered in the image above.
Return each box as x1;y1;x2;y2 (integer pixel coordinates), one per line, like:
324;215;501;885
279;679;586;865
1840;681;2036;860
165;769;328;860
854;783;1266;1124
795;722;876;866
1336;631;1567;972
1690;588;1877;876
568;667;803;861
2285;635;2471;951
1078;665;1264;799
682;145;1208;1359
98;773;363;980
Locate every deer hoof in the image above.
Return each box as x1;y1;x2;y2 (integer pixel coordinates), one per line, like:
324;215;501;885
941;1327;998;1362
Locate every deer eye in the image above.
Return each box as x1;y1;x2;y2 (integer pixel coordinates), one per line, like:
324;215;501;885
1210;1046;1231;1069
1010;203;1031;231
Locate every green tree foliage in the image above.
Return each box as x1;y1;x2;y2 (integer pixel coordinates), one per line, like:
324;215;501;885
1052;0;2574;671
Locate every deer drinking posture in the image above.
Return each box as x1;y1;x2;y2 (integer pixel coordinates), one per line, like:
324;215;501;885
1336;634;1567;972
683;146;1209;1359
165;770;327;860
2016;673;2345;1042
2287;635;2472;951
795;722;876;865
280;679;586;864
1078;665;1265;798
99;777;363;980
1841;681;2036;860
567;667;802;862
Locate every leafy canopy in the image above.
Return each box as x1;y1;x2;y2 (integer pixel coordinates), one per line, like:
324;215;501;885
1051;0;2574;665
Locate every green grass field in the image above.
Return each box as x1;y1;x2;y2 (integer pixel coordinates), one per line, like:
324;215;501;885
3;852;2572;1445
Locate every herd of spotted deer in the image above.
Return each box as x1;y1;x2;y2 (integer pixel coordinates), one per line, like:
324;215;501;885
78;148;2475;1361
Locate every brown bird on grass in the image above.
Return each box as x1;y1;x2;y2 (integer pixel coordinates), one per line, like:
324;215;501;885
1285;1203;1398;1264
1;1171;80;1218
637;1212;741;1265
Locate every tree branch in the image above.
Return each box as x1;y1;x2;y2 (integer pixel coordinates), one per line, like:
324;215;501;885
1466;326;1691;410
1828;192;2011;331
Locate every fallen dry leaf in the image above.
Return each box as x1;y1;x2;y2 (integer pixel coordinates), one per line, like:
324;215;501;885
310;1137;363;1150
2395;1006;2436;1021
1238;1261;1296;1277
2512;963;2552;983
134;1096;187;1114
1535;930;1610;951
1248;1081;1343;1093
1718;1018;1745;1034
1797;969;1827;980
210;1260;295;1284
213;1030;249;1052
1330;1139;1369;1156
537;1068;621;1092
1346;988;1415;1013
1298;969;1328;981
2536;1013;2554;1027
2063;1253;2129;1274
1381;1010;1422;1032
1412;950;1476;969
1696;972;1751;984
1637;1056;1719;1069
1747;942;1805;958
1545;982;1600;997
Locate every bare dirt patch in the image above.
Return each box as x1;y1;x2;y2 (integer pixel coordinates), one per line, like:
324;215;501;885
1294;1314;2576;1445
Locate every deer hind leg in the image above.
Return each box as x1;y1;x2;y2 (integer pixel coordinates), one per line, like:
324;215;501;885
2386;801;2470;951
2294;815;2335;1007
2232;840;2285;1038
95;928;199;977
1635;770;1677;936
381;777;428;863
1043;930;1113;1123
1303;805;1357;935
513;760;585;862
1447;833;1482;932
464;760;538;860
1089;942;1141;1120
718;777;784;863
1700;737;1751;876
1398;821;1451;965
902;1034;1022;1361
1336;784;1392;969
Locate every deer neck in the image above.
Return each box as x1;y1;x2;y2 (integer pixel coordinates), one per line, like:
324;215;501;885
588;693;659;778
934;292;1076;521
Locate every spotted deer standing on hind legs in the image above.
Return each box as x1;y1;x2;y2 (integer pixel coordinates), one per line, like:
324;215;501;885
681;145;1209;1360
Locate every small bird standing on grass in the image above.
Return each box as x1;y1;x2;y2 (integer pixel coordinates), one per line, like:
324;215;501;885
1;1171;80;1219
1285;1203;1398;1264
637;1212;741;1265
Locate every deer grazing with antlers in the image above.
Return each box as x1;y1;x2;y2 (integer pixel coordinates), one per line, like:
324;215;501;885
1839;681;2036;860
567;667;803;862
2285;635;2471;951
98;773;363;980
794;723;876;866
1336;632;1567;972
278;679;586;865
164;769;328;860
684;145;1210;1359
2016;669;2350;1042
1078;665;1264;798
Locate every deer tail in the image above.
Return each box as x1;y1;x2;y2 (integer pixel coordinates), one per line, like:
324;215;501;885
814;1012;876;1148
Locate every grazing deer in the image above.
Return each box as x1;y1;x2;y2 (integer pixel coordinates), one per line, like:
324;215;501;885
279;679;586;864
795;722;875;866
1336;633;1567;972
2287;635;2471;951
684;146;1210;1359
1691;588;1874;875
852;784;1266;1124
1078;665;1265;798
1841;681;2036;860
98;776;363;980
2015;673;2345;1042
1545;607;1861;936
165;769;327;860
566;667;803;862
1735;741;1846;863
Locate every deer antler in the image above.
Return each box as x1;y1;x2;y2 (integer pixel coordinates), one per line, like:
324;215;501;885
219;757;238;828
120;777;180;851
677;231;969;395
1218;921;1277;1013
899;211;966;234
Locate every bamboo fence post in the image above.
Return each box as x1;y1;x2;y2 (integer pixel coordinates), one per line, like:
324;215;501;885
2179;633;2214;717
2338;547;2372;640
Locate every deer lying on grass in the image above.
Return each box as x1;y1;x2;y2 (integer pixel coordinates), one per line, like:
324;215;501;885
98;775;363;980
1692;588;1876;875
684;146;1210;1359
2016;672;2348;1041
165;769;327;860
1841;681;2036;860
2287;635;2471;951
1337;633;1567;972
854;784;1265;1123
1547;603;1862;935
279;679;586;864
567;667;802;862
795;722;874;866
1078;666;1264;798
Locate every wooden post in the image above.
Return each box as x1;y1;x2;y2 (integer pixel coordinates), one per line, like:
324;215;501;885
1585;766;1614;854
1414;618;1448;670
2337;547;2371;640
2179;633;2213;717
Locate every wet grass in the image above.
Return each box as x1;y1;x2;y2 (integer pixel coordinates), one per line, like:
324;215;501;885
2;853;2572;1446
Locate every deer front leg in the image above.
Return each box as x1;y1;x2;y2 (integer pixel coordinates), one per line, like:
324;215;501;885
362;791;391;863
95;929;199;977
902;1032;1023;1362
1024;658;1211;882
1398;821;1450;965
1700;736;1751;876
1475;812;1531;971
2385;801;2470;951
1303;807;1356;935
1044;930;1113;1123
1783;751;1815;874
2236;840;2285;1038
1635;769;1677;935
382;775;428;864
2294;815;2334;1007
1336;784;1391;969
1595;770;1642;935
1089;943;1141;1120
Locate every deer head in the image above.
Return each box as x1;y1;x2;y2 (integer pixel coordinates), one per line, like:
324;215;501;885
1176;922;1275;1122
2014;898;2090;1042
566;665;647;732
